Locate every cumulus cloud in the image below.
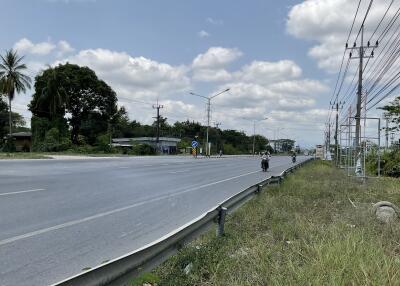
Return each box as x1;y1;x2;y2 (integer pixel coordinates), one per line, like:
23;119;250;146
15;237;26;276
13;38;75;57
14;38;56;55
191;47;242;83
57;40;75;56
287;0;394;73
11;37;328;145
192;47;242;70
237;60;302;85
58;48;191;102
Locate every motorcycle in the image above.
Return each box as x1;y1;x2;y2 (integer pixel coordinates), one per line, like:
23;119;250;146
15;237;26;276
292;156;296;163
261;158;269;172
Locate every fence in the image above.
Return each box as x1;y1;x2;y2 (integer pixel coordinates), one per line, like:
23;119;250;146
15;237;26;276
52;158;314;286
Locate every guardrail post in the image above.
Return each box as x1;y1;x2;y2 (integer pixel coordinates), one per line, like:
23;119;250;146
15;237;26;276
216;207;228;237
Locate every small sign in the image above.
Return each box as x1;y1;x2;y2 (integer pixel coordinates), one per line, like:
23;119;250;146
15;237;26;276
191;141;198;148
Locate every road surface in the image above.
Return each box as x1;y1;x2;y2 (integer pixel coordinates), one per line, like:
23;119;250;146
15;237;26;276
0;155;307;286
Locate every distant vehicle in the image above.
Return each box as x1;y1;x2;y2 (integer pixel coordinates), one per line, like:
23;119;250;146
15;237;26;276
315;145;324;159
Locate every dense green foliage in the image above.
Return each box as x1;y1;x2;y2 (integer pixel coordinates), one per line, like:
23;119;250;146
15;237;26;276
112;109;270;154
25;64;273;155
0;97;8;141
0;49;31;138
0;97;28;151
365;97;400;177
30;63;118;150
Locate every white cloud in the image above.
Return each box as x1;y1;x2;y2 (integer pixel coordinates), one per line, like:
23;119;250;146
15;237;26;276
14;38;56;55
287;0;395;73
57;40;75;56
198;30;210;38
237;60;302;84
206;17;223;25
59;48;191;102
13;38;75;57
192;69;232;82
10;37;329;145
192;47;242;70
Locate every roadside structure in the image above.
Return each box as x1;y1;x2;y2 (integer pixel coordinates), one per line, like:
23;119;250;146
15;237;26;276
112;137;181;154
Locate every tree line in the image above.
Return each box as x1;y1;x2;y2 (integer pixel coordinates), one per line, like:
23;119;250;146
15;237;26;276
0;49;275;154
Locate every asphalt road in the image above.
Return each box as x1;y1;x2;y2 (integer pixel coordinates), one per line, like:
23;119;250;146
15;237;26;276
0;155;308;286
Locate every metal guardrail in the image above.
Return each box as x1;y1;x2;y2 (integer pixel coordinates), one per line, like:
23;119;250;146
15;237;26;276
52;158;314;286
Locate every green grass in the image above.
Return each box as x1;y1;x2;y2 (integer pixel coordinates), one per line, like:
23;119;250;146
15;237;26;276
0;152;51;159
139;161;400;286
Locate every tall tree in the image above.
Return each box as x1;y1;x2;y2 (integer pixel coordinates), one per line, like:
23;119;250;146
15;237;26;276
35;66;68;120
30;63;118;144
0;49;31;137
381;97;400;132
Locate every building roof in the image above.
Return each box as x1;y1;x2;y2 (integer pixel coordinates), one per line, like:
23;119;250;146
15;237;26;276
11;132;32;138
113;137;181;143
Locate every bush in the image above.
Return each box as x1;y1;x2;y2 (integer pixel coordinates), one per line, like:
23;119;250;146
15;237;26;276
223;143;239;155
95;134;112;153
129;144;156;155
367;147;400;177
1;137;16;152
35;128;71;152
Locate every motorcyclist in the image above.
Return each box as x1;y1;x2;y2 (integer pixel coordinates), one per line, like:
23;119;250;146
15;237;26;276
291;150;297;163
261;152;270;171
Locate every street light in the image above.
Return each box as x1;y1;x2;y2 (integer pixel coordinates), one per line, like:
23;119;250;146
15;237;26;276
190;88;230;156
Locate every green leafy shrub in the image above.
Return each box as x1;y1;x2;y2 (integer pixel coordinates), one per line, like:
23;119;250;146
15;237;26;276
95;134;112;153
129;144;155;155
222;143;239;155
367;147;400;177
1;137;16;152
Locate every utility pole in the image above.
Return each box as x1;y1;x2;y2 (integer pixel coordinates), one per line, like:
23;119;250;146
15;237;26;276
346;25;378;149
190;88;230;157
384;112;389;150
214;122;222;153
153;101;164;153
242;117;268;155
328;122;331;156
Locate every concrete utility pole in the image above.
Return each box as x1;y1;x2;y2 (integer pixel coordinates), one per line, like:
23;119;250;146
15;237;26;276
346;25;378;149
242;117;268;155
334;101;344;164
252;118;268;155
190;88;230;157
384;112;389;150
153;101;164;152
214;122;222;152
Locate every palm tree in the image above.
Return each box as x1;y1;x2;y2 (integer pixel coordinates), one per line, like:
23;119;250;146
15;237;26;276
36;66;67;120
0;49;31;137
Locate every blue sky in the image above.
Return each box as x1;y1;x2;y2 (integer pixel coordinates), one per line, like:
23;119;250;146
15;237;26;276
1;1;312;68
4;0;380;147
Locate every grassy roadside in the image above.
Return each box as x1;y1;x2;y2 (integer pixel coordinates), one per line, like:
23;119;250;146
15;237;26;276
0;151;133;159
135;161;400;286
0;152;51;159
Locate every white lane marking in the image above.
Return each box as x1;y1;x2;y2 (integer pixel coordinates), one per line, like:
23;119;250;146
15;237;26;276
118;167;130;169
0;189;46;197
168;170;190;174
0;169;260;247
